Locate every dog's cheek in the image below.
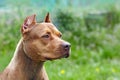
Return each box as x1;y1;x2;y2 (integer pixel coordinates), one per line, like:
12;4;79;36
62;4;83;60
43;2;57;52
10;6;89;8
31;40;49;57
23;41;41;60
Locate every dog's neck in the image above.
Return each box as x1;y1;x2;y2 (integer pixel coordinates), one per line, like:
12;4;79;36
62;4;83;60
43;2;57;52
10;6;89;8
6;38;48;80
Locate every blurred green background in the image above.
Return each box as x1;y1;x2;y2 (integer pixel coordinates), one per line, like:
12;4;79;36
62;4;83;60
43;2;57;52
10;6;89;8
0;0;120;80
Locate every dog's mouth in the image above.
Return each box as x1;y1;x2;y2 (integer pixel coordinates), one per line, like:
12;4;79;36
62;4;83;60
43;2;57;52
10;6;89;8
62;49;71;58
62;53;69;58
45;54;68;60
44;45;71;60
45;50;70;61
63;47;71;58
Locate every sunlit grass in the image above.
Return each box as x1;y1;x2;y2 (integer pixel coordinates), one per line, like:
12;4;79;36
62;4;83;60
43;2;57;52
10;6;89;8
45;58;120;80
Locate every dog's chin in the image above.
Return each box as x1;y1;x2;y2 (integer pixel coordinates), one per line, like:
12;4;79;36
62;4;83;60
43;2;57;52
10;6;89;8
63;50;71;58
45;53;70;61
63;53;70;58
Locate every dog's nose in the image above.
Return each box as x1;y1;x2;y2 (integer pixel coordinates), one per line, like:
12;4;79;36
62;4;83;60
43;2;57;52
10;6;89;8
62;42;71;50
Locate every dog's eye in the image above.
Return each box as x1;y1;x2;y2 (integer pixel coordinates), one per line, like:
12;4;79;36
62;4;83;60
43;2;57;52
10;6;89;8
42;34;49;38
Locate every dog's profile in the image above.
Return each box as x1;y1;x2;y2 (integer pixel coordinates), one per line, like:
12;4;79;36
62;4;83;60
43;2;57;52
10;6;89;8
0;13;71;80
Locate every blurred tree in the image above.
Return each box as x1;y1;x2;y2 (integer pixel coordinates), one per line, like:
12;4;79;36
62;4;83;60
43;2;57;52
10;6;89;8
0;0;6;7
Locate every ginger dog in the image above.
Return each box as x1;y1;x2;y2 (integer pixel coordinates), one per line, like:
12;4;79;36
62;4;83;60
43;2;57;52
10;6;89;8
0;13;71;80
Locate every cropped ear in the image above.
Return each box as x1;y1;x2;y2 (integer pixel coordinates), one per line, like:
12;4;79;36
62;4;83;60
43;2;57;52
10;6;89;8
44;12;51;23
21;14;36;34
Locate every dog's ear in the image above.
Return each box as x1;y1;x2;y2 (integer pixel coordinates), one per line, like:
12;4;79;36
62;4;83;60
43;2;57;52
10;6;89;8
21;14;36;34
44;12;51;23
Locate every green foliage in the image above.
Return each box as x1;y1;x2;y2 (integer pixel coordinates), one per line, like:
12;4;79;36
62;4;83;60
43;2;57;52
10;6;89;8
55;6;120;59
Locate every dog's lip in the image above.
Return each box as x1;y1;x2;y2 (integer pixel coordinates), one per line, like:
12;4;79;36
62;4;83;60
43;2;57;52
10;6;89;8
45;53;70;60
63;49;71;58
45;49;71;60
63;53;69;58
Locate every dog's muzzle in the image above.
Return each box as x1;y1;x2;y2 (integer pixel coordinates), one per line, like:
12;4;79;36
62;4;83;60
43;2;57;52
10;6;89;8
62;42;71;58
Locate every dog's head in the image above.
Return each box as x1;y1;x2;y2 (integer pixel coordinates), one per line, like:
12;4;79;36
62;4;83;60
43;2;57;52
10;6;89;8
21;13;71;61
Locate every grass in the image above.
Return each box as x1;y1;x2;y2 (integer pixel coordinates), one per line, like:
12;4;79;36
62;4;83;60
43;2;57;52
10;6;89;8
45;43;120;80
0;5;120;80
46;59;120;80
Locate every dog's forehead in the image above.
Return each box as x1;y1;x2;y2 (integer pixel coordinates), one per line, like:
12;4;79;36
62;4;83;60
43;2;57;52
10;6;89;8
36;23;61;34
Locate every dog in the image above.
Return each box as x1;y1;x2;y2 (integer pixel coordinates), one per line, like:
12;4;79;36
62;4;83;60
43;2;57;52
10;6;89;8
0;13;71;80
